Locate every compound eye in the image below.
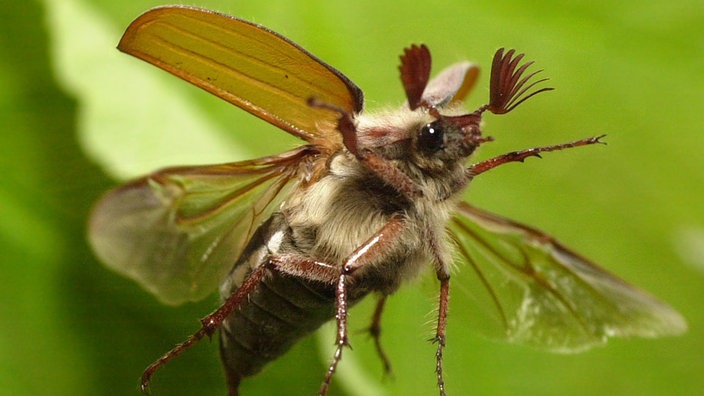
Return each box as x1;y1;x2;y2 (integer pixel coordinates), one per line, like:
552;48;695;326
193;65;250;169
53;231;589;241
418;120;445;152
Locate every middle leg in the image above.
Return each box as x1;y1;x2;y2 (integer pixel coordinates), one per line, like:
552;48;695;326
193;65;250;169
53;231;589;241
319;215;407;396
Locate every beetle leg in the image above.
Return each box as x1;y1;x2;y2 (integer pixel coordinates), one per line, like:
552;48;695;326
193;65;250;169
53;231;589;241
268;254;341;284
140;262;270;394
142;249;341;395
308;97;422;200
368;294;393;375
358;150;424;199
468;135;605;177
424;232;452;396
319;215;407;396
433;274;450;396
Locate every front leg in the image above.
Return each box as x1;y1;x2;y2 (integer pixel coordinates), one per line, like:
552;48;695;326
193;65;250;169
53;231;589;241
319;215;408;396
469;135;605;176
358;150;423;199
307;97;423;200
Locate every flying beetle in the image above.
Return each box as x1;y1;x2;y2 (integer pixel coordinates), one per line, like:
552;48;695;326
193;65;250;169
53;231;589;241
88;5;687;396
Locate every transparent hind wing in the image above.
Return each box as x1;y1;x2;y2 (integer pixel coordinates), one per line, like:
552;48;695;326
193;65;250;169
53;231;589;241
89;147;315;305
448;201;686;352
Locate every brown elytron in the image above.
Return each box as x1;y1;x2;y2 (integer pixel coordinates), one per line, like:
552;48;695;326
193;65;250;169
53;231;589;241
88;6;686;396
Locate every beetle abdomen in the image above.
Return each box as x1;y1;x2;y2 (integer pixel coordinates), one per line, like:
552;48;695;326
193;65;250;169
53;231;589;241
219;269;341;383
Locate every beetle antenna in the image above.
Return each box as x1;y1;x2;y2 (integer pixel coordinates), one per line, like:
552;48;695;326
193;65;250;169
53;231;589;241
483;48;554;115
399;44;432;110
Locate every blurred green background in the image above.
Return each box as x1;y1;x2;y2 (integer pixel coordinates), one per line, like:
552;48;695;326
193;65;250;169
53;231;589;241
1;0;702;395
